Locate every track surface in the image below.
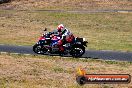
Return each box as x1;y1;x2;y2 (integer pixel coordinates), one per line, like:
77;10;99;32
34;10;132;13
1;9;132;13
0;44;132;62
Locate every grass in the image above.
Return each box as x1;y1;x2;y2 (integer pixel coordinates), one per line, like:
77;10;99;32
0;10;132;51
0;53;132;88
1;0;132;10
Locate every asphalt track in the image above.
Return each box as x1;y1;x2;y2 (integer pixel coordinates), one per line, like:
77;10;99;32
0;44;132;62
34;9;132;13
1;9;132;13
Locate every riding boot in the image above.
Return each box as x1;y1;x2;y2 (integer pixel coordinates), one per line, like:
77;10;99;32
59;46;65;56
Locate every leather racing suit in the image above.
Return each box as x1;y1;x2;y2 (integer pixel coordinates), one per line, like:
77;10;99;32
51;28;74;52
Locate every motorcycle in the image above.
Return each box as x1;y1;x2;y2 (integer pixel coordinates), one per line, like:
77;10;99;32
33;29;88;57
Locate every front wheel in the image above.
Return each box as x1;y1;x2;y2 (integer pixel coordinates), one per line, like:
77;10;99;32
70;45;85;58
33;44;48;54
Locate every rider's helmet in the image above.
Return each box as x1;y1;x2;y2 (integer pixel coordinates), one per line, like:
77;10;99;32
57;24;64;32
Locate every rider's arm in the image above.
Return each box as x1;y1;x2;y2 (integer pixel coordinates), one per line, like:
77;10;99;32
61;28;70;40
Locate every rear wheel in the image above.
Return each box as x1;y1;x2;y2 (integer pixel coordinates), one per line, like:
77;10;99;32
70;45;85;57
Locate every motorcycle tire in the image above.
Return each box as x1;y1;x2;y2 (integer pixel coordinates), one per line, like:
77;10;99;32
33;44;42;54
70;45;85;58
33;44;48;54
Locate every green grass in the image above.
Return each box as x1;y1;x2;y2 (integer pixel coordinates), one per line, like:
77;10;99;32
0;10;132;51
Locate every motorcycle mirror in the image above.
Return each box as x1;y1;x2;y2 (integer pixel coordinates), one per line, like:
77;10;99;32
44;28;47;31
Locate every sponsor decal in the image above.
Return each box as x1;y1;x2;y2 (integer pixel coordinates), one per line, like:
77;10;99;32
76;68;131;85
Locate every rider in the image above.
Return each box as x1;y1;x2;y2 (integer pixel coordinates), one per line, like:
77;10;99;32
52;24;74;53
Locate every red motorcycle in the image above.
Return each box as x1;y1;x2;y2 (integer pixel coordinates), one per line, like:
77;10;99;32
33;29;88;57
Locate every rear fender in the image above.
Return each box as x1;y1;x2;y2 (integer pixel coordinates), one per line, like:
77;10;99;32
75;37;88;47
82;41;88;47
